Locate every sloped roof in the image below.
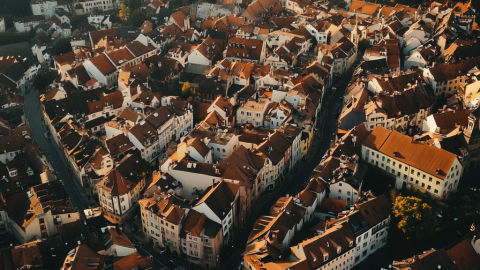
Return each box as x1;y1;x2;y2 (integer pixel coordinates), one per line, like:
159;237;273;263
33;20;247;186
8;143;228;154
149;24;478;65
196;181;239;220
89;54;116;75
363;126;457;179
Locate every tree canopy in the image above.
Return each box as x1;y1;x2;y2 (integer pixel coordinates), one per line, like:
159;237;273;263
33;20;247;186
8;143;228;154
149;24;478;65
33;69;54;91
52;38;73;56
35;31;50;44
393;196;436;241
358;39;372;53
118;4;131;22
127;0;142;10
181;82;198;98
130;9;147;27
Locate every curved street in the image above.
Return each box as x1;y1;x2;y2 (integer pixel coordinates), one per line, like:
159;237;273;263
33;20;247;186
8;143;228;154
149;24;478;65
24;87;87;218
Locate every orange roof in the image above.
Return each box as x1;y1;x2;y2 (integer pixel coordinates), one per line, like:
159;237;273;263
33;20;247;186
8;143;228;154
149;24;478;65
106;48;134;66
89;54;116;75
114;252;152;270
363;126;458;179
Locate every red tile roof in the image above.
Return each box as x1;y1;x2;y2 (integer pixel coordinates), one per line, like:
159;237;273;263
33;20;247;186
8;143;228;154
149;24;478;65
89;54;116;75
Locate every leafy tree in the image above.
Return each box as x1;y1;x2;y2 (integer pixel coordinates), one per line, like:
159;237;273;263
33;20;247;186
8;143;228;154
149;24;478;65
70;14;88;31
109;14;122;24
181;82;198;98
0;14;14;29
127;0;142;10
0;0;32;17
181;82;191;95
35;31;50;44
130;9;147;27
33;69;54;91
118;4;130;22
393;196;436;241
358;39;372;53
51;38;73;56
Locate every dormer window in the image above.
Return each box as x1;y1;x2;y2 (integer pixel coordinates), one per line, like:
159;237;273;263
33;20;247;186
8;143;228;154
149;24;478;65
349;241;353;247
9;169;17;177
324;253;328;261
337;246;341;254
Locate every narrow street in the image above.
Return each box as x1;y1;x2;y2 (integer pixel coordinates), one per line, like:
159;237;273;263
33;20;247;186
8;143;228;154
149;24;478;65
24;88;87;217
222;65;356;269
24;63;354;269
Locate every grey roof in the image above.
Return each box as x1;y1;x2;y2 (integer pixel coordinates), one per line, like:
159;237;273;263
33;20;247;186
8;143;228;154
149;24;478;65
60;23;71;29
203;218;222;238
116;26;140;40
0;42;33;58
347;211;369;235
184;63;211;75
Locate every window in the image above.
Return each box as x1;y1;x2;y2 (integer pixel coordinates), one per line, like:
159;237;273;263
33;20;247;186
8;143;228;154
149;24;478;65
434;189;438;194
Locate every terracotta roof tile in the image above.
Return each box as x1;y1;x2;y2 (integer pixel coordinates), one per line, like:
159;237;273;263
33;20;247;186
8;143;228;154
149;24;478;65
89;54;116;75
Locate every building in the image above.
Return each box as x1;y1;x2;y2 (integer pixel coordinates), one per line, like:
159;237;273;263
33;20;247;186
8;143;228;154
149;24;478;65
139;193;188;254
31;0;67;16
191;180;241;244
74;0;118;15
180;209;223;269
2;181;80;243
362;126;463;198
423;57;480;98
224;37;265;64
14;15;45;32
243;194;390;270
388;227;480;270
237;98;271;127
0;17;5;33
96;154;150;223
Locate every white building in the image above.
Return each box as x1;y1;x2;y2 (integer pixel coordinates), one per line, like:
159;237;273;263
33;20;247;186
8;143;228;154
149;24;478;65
362;126;463;198
96;154;149;224
2;182;80;244
191;181;240;244
0;17;5;33
74;0;118;15
14;15;45;33
139;193;187;254
83;54;118;86
237;98;271;127
31;0;65;16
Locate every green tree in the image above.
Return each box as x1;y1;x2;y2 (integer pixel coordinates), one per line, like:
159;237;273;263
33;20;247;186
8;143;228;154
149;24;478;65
33;69;53;91
181;82;191;95
70;14;88;31
35;31;50;44
127;0;142;10
109;13;122;24
51;38;73;56
393;196;436;241
358;39;372;53
129;9;147;27
181;81;198;98
118;4;130;22
0;14;14;29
